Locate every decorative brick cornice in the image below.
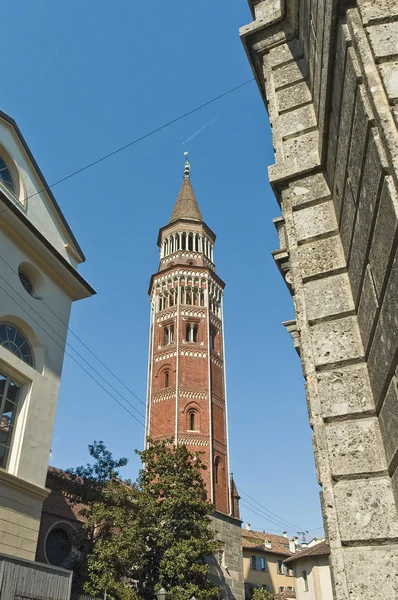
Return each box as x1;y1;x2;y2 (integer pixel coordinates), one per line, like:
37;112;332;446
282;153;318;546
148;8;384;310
152;389;176;403
178;436;209;447
180;309;207;318
155;350;177;362
210;313;222;329
180;350;207;359
211;354;223;368
156;310;177;323
180;388;208;400
211;394;225;409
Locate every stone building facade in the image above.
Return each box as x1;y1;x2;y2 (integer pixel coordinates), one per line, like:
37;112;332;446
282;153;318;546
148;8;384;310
145;157;244;599
240;1;398;598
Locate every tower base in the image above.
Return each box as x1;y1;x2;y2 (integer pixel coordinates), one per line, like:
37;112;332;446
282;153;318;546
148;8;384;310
208;511;244;600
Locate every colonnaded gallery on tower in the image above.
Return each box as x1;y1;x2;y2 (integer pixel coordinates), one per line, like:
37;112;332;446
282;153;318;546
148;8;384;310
145;156;244;599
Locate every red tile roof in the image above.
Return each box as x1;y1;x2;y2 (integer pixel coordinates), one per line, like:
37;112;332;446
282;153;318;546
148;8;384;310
284;540;330;564
275;591;296;599
242;528;295;557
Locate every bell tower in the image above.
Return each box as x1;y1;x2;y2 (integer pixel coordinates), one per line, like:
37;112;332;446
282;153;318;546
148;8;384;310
146;154;232;516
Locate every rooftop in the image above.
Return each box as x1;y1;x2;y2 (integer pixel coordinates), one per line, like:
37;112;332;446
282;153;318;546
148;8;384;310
284;540;330;564
169;177;203;223
242;528;295;557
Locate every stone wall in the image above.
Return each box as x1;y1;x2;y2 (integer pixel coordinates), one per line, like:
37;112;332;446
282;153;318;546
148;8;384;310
209;512;245;600
240;1;398;598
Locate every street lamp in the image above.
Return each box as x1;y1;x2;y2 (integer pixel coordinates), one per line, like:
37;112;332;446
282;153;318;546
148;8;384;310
156;588;168;600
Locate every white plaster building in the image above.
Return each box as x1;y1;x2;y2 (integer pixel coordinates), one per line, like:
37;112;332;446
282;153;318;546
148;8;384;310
0;109;94;560
284;541;332;600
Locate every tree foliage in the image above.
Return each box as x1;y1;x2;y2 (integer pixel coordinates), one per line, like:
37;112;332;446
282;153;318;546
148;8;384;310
68;441;139;600
131;439;221;600
251;589;276;600
68;439;221;600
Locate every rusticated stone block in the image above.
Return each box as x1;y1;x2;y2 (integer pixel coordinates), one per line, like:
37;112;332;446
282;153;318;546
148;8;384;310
269;39;303;68
347;87;372;202
298;236;345;280
357;265;379;353
282;130;319;165
348;129;387;305
277;81;312;113
331;23;349;123
326;418;386;477
367;22;398;60
294;200;337;242
326;109;338;187
311;316;363;367
344;547;398;599
379;61;398;104
273;58;308;90
379;377;398;465
304;272;354;322
317;364;375;418
335;478;398;541
369;176;398;298
288;172;331;208
253;0;282;25
358;0;398;25
368;245;398;404
279;104;316;139
340;178;357;260
333;49;361;217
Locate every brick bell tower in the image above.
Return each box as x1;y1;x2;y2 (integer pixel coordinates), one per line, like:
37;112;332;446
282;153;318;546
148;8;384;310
145;154;236;517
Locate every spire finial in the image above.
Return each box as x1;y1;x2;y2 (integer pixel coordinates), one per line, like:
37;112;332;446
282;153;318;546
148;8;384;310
183;151;191;179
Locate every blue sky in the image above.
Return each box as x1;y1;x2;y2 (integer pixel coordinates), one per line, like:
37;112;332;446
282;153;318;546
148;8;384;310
2;1;323;537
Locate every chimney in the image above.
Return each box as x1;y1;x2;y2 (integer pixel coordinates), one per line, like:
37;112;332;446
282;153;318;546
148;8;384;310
282;531;288;538
289;539;296;553
245;523;251;531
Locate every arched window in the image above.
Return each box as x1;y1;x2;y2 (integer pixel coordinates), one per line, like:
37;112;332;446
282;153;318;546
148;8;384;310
188;233;193;251
164;371;169;388
0;323;33;366
188;409;198;431
45;526;72;567
214;456;221;484
185;324;198;342
0;157;14;194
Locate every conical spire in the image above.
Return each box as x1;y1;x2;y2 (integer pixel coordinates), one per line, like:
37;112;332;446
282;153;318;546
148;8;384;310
169;153;203;223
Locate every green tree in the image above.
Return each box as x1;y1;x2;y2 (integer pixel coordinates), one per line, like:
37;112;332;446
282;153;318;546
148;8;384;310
131;438;221;600
68;441;139;600
252;589;275;600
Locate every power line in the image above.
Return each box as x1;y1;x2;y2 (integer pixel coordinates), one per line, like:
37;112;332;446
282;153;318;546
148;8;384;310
0;280;148;430
0;255;147;411
0;78;254;216
239;496;303;531
238;488;303;531
239;498;303;532
239;500;298;533
0;276;168;436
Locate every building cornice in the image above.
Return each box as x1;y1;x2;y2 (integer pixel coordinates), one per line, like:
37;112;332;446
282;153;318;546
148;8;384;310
0;469;49;502
148;264;226;296
0;190;96;300
0;109;86;262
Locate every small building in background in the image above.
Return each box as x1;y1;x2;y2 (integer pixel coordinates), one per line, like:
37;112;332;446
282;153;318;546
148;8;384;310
284;541;332;600
242;526;297;597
